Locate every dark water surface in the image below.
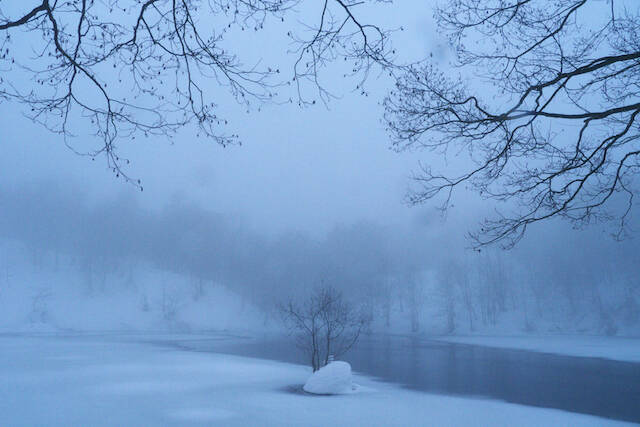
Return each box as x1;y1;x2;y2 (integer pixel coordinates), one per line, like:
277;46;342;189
150;334;640;424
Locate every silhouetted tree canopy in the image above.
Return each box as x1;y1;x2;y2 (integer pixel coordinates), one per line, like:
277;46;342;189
0;0;394;184
385;0;640;248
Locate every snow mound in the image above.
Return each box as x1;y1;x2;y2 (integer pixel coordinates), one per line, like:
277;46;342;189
303;361;355;395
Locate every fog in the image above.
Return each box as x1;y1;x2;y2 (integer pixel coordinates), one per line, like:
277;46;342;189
1;177;638;335
0;0;638;337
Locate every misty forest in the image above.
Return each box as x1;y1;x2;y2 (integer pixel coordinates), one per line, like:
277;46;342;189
1;1;639;426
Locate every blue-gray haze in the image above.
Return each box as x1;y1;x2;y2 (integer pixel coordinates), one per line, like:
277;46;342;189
0;1;638;335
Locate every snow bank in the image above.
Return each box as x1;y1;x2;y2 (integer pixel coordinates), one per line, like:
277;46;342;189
303;361;354;395
437;335;640;363
0;246;272;334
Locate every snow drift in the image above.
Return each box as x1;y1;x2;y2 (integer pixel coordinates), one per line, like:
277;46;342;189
303;361;355;395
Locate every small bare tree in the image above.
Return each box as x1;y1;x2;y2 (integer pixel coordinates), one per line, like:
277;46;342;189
279;286;370;372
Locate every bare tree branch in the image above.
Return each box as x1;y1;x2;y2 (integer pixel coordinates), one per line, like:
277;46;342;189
0;0;396;186
385;0;640;248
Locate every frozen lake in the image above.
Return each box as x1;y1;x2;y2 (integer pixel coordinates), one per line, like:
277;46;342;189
151;333;640;423
3;333;630;426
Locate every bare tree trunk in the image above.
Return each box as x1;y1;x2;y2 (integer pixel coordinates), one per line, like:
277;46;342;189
460;278;474;331
408;282;421;333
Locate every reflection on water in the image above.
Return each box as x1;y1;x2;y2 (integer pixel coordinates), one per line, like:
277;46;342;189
156;334;640;423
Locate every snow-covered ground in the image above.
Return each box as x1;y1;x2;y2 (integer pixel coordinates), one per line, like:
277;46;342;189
0;334;632;426
436;335;640;363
